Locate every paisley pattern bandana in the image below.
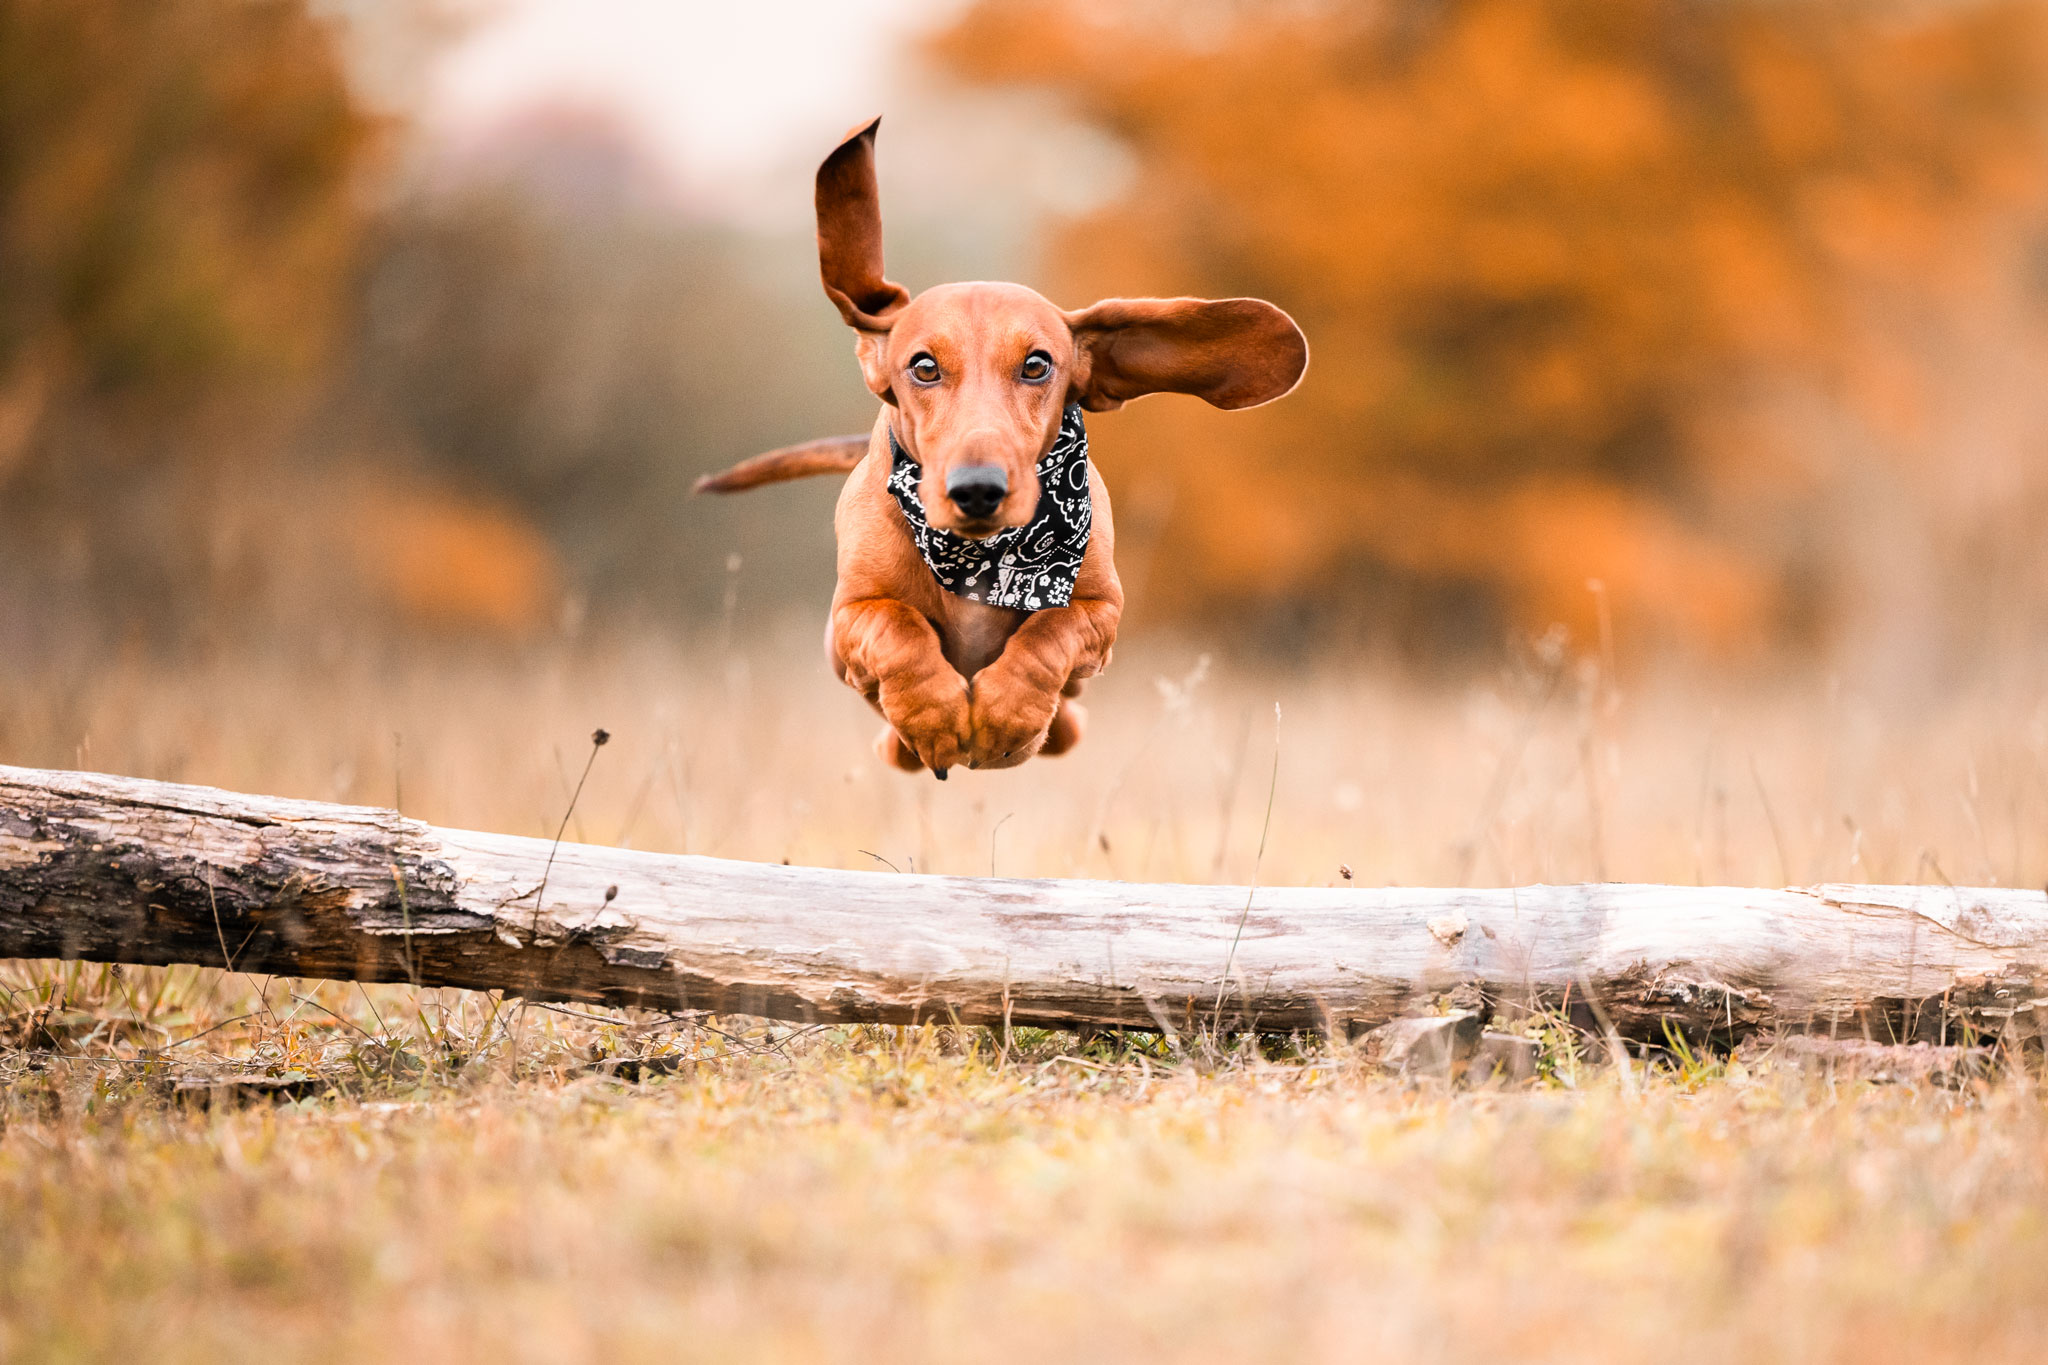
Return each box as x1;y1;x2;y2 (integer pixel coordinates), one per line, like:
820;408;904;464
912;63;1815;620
887;402;1091;612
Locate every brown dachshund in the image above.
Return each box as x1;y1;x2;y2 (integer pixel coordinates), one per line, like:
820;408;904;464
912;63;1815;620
696;118;1307;777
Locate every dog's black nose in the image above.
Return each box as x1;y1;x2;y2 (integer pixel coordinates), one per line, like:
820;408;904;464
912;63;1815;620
945;464;1008;520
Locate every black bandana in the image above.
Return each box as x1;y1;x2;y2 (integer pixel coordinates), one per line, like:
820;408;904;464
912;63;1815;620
887;403;1091;611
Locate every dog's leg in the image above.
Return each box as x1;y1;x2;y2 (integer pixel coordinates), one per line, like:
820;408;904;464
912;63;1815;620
874;725;927;772
1040;697;1088;756
833;597;971;775
966;599;1119;769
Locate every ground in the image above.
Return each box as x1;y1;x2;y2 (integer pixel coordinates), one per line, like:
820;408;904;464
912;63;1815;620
4;629;2047;1362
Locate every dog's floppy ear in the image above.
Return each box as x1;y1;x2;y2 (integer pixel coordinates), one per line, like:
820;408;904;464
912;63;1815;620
817;117;910;333
1063;297;1308;413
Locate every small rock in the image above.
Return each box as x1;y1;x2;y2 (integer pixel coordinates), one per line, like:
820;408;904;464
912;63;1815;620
1444;981;1488;1012
1362;1010;1483;1077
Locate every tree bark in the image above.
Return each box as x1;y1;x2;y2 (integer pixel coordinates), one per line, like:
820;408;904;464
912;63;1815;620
4;763;2047;1043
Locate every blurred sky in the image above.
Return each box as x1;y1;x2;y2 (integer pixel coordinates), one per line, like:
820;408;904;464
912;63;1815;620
428;0;950;218
373;0;1128;251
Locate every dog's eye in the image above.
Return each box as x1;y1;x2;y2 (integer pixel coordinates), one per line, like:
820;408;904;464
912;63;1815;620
908;354;942;385
1019;352;1053;383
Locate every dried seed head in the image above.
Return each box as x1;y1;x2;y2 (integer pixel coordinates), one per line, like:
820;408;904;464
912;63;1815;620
591;728;611;747
1339;863;1353;881
603;885;619;903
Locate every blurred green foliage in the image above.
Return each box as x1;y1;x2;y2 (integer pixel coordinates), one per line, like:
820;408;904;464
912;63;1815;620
0;0;864;643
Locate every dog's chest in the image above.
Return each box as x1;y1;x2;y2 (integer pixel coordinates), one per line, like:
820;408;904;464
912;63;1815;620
934;595;1025;679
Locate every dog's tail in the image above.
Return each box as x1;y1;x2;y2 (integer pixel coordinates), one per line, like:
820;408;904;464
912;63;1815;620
693;434;871;494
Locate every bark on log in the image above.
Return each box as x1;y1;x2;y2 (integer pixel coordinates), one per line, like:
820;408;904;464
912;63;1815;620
5;763;2048;1043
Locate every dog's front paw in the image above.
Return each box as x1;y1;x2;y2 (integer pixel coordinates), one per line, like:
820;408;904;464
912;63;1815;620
967;666;1061;770
878;672;971;774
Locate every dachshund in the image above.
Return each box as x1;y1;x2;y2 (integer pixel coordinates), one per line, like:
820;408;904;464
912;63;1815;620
695;118;1307;777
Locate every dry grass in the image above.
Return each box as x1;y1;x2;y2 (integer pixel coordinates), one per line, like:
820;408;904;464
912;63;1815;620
6;625;2044;888
7;1027;2048;1365
5;627;2048;1362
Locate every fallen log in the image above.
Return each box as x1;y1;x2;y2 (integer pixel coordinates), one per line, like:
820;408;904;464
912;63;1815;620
4;763;2048;1043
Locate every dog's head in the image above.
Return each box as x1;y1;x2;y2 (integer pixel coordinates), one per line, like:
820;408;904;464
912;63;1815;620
818;118;1309;540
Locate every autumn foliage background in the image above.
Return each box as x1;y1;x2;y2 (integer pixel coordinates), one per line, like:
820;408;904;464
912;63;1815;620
5;0;2048;673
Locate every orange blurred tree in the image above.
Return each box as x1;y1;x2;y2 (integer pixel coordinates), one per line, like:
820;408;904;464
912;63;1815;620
933;0;2048;657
